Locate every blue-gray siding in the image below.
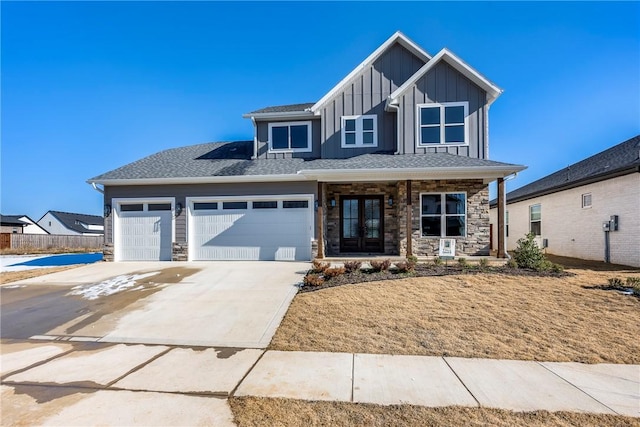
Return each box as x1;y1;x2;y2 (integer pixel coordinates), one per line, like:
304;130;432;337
398;61;487;158
256;119;321;159
319;42;426;158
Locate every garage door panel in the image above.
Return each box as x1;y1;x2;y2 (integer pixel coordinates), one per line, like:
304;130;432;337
119;211;172;261
190;198;312;261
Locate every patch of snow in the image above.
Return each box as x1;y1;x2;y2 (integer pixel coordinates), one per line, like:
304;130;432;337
69;272;159;300
3;284;25;289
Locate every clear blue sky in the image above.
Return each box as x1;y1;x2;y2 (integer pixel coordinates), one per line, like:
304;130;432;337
2;1;638;219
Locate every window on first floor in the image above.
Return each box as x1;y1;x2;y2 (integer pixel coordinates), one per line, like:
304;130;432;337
582;193;592;208
530;204;541;236
268;121;312;152
341;115;378;148
417;102;468;146
506;210;509;237
420;193;466;237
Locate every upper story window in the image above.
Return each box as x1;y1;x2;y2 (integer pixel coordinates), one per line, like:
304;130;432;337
341;115;378;148
417;102;468;146
268;121;312;153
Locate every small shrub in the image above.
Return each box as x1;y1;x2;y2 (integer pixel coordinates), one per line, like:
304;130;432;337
626;277;640;287
303;274;324;287
506;258;518;269
608;277;625;288
433;257;443;266
512;233;546;270
550;263;564;274
323;267;346;279
478;258;489;270
394;260;415;273
369;259;392;272
311;260;330;274
343;261;362;273
407;255;418;264
457;257;468;267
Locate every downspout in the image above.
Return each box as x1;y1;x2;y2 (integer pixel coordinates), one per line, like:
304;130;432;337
386;98;402;155
91;182;104;194
251;116;258;160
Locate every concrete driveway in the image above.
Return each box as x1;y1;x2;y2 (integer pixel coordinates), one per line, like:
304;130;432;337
1;261;307;348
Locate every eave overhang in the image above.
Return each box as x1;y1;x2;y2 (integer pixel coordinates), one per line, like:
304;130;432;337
241;111;316;120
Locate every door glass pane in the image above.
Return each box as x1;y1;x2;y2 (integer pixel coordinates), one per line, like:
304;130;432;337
290;125;308;149
421;216;441;236
343;218;358;238
446;216;465;237
421;126;440;144
271;126;289;150
421;194;441;215
342;199;358;238
421;107;440;125
445;193;465;215
364;199;380;238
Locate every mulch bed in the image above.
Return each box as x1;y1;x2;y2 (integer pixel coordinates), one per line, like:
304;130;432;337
299;264;572;293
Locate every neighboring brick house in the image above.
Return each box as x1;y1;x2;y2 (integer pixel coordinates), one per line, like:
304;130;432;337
0;215;28;234
89;31;524;262
490;135;640;267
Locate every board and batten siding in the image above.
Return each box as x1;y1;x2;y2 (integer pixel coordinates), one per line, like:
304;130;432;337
104;181;317;244
319;42;426;158
398;61;487;159
256;119;321;159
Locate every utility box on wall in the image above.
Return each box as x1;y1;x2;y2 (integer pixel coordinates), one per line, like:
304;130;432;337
603;222;610;232
610;215;619;231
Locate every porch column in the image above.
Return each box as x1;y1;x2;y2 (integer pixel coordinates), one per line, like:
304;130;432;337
316;182;325;259
497;177;506;258
406;180;413;257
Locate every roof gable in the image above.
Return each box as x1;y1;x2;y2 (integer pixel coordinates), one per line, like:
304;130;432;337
388;48;502;107
47;211;104;234
310;31;431;112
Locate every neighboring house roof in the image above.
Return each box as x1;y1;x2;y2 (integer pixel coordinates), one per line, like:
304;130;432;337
44;211;104;235
88;141;525;185
491;135;640;206
0;215;28;227
387;48;503;107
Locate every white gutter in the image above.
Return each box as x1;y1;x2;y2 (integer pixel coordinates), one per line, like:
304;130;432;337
250;116;258;160
87;174;311;186
241;111;316;120
386;101;402;155
91;182;104;194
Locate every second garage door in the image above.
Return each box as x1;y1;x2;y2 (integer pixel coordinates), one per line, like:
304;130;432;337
188;196;313;261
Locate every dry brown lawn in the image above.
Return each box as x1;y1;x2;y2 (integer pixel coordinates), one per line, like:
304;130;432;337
230;397;640;427
0;266;81;285
271;268;640;363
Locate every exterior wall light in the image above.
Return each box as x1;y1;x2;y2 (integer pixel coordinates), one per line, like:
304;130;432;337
103;204;112;217
388;196;394;207
175;203;183;216
330;198;337;208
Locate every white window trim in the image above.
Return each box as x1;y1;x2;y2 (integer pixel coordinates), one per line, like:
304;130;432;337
268;121;312;153
112;197;176;262
340;115;378;148
582;193;592;209
419;192;467;238
529;204;541;235
416;101;469;147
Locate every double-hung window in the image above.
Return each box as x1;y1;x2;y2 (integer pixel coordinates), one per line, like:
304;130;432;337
582;193;592;209
268;121;312;153
421;193;466;237
417;102;468;145
341;115;377;148
530;204;541;235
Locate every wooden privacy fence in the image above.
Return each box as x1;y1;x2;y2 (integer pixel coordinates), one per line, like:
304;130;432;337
0;233;103;250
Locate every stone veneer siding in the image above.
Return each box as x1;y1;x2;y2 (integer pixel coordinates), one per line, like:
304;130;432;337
398;179;490;257
325;182;399;256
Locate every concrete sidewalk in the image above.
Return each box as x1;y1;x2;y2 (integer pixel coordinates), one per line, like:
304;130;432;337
236;350;640;417
2;342;639;426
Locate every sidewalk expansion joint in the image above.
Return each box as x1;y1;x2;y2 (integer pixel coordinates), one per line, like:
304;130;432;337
442;357;481;407
105;347;174;388
350;353;355;402
536;361;619;415
228;349;267;398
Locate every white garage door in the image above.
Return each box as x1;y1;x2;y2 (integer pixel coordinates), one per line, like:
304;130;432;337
116;202;173;261
189;197;313;261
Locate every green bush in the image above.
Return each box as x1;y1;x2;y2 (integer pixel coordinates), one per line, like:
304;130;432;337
478;258;489;270
608;277;625;288
512;233;546;270
457;257;468;267
407;255;418;264
506;258;518;269
433;256;443;266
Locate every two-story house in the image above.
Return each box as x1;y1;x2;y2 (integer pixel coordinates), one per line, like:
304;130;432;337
89;32;525;262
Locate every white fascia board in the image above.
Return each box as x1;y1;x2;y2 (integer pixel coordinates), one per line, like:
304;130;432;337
311;31;431;113
88;174;310;186
299;165;526;182
241;111;316;120
388;48;503;107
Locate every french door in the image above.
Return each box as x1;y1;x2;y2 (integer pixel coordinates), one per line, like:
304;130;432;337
340;196;384;253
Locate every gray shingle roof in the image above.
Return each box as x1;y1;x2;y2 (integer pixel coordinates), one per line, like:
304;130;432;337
48;211;104;234
89;141;524;182
496;135;640;205
0;215;28;226
247;103;315;114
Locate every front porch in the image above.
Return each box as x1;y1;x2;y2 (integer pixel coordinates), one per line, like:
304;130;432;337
315;178;508;259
